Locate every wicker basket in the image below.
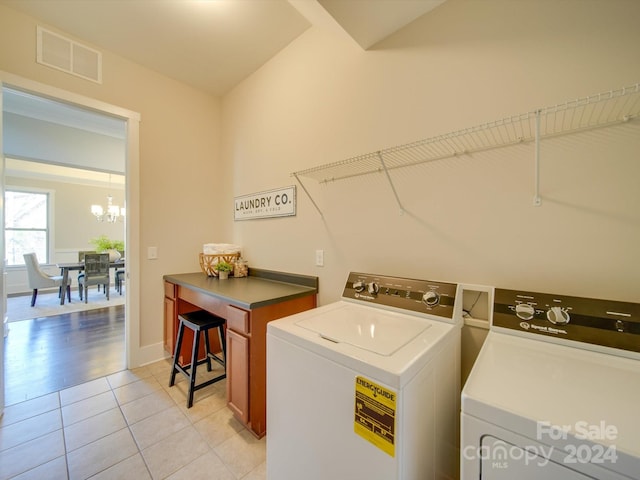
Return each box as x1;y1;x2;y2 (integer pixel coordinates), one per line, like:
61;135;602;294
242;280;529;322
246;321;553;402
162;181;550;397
199;252;240;277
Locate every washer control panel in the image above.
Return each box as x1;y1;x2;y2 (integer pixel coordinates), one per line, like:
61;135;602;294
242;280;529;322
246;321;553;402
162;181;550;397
494;288;640;353
343;272;457;319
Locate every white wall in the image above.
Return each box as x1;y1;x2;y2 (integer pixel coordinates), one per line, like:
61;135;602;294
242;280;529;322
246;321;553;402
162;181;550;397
2;0;639;368
222;0;640;305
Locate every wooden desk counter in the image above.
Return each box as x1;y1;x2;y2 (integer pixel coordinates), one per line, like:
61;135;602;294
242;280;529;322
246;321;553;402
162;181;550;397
163;269;318;438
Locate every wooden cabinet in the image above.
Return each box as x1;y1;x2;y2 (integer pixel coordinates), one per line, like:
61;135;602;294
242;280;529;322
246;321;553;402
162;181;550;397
226;328;249;423
163;282;177;354
162;272;317;438
226;305;250;422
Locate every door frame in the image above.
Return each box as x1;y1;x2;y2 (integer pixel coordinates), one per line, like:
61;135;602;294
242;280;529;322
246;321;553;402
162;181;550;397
0;70;142;412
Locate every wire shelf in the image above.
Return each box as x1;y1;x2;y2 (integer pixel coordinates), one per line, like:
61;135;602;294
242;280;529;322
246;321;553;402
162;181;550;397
293;83;640;184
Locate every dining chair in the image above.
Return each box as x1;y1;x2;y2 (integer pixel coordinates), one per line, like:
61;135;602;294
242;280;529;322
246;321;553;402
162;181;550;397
114;251;125;295
23;252;70;307
76;250;101;297
78;253;110;303
115;268;125;294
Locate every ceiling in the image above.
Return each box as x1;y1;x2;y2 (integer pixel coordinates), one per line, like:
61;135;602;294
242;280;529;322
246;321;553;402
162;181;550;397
0;0;446;97
3;87;126;139
5;157;126;189
1;0;446;185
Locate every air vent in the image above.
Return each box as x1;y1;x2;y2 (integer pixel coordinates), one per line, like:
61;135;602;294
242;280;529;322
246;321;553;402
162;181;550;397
37;26;102;84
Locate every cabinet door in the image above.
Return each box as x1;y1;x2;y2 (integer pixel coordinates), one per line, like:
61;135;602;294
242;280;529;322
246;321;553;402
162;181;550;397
163;297;176;355
227;329;249;423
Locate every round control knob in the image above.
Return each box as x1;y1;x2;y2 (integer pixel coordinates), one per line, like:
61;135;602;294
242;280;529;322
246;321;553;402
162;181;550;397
547;306;570;325
353;280;366;292
368;282;380;295
422;291;440;307
515;303;535;320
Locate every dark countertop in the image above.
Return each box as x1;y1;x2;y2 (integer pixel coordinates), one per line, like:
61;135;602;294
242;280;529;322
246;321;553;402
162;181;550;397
163;268;319;310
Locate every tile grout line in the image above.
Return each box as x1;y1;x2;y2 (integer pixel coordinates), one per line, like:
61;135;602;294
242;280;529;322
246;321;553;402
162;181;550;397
110;374;157;480
3;363;264;480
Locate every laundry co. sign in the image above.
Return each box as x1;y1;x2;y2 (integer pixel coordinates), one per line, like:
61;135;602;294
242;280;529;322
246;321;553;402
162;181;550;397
234;186;296;221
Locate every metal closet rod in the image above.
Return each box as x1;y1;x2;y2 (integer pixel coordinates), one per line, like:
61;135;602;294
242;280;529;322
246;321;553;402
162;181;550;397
292;82;640;215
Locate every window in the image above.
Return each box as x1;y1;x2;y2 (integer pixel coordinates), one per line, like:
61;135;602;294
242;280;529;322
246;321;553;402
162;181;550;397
5;190;51;266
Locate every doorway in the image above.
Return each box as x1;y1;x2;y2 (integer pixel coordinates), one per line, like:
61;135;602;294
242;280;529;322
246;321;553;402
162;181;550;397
0;72;141;414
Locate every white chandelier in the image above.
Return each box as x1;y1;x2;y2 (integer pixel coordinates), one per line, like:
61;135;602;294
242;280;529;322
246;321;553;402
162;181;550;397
91;195;123;222
91;174;124;222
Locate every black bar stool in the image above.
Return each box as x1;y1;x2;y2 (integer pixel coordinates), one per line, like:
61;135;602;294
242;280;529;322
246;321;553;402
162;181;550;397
169;310;227;408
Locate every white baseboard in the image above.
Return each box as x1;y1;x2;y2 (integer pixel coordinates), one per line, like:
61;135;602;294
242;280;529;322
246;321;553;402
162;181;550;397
133;341;169;369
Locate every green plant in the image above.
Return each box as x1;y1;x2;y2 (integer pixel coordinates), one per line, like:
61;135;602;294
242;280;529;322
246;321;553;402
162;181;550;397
90;235;125;252
215;260;233;273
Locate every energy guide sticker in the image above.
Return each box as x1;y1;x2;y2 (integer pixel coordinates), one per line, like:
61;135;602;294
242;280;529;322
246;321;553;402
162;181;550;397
354;376;396;457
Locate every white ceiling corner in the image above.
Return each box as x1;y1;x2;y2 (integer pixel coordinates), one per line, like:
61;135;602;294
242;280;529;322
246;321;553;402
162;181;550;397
1;0;447;96
316;0;447;50
0;0;448;183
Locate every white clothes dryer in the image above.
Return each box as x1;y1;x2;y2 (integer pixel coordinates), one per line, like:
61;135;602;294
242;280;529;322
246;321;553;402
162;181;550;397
461;288;640;479
267;272;463;480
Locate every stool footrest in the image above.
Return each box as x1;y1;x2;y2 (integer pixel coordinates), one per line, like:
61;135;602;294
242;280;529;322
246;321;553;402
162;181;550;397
172;362;226;392
208;352;225;368
193;373;226;392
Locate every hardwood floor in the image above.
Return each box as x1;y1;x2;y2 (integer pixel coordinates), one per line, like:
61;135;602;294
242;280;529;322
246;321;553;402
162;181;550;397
3;305;125;406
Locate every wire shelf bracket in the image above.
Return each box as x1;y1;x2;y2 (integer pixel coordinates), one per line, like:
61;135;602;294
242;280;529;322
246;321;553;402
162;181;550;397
534;109;542;207
293;172;324;219
377;151;405;215
291;83;640;213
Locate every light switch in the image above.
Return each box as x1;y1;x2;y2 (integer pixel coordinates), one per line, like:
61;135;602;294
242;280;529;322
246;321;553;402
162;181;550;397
148;246;158;259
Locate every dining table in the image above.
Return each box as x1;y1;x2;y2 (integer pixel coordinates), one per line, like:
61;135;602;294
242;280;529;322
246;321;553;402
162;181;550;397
56;259;125;305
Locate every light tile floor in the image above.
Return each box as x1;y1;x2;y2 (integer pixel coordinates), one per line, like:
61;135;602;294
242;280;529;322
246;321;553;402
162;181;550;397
0;358;266;480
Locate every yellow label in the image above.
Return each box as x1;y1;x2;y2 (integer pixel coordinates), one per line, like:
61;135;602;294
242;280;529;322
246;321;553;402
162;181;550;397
354;376;396;457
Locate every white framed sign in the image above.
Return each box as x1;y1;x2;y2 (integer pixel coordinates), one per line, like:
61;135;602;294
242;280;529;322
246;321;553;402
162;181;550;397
234;185;296;221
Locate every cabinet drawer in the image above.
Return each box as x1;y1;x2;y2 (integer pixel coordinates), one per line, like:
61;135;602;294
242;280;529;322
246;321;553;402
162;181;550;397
227;305;250;334
164;281;176;299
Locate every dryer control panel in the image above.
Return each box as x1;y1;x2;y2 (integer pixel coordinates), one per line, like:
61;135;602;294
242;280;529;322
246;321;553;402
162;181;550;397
494;288;640;354
343;272;457;319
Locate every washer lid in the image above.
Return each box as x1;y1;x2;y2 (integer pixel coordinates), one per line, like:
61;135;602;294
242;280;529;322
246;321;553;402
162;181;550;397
295;303;431;356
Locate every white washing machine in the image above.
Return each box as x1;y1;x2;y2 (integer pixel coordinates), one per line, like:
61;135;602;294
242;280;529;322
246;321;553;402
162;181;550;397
267;272;463;480
461;288;640;479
